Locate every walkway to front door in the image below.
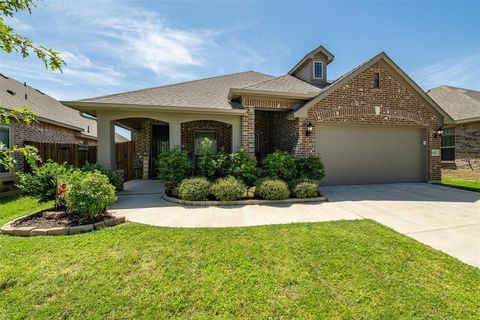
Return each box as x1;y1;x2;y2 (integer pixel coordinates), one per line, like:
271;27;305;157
109;180;480;268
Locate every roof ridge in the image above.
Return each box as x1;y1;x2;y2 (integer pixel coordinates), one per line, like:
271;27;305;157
241;74;287;89
242;74;321;92
77;70;274;102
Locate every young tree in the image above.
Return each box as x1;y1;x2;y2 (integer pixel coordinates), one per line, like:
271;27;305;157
0;0;65;171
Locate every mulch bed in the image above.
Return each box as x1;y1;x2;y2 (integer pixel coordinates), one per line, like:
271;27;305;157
12;210;114;229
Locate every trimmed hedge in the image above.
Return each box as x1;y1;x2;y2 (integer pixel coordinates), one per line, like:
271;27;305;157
261;151;297;182
292;179;319;198
256;179;290;200
210;176;245;201
177;177;211;201
295;156;325;181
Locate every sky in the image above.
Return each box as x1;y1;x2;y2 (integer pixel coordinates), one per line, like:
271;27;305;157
1;0;479;138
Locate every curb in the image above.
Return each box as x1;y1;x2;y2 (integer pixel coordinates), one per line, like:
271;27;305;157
0;209;125;237
162;194;328;206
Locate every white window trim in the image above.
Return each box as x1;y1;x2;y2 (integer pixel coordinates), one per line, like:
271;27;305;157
0;124;13;176
313;61;324;79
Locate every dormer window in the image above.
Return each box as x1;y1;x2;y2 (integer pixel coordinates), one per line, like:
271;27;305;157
313;61;323;79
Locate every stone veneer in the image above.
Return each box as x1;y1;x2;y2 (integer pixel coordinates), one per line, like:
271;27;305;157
181;120;232;153
454;122;480;169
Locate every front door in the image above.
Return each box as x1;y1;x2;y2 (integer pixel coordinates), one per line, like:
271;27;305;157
150;124;169;178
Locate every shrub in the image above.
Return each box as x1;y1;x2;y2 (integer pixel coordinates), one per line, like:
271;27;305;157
256;179;290;200
197;152;231;181
65;171;117;219
295;156;325;181
17;161;74;202
292;179;319;198
157;147;192;190
177;177;211;201
210;176;245;201
82;162;123;191
262;151;296;182
229;148;260;186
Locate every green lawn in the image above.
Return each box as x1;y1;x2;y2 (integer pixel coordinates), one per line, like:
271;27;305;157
1;198;479;319
441;177;480;192
0;196;53;225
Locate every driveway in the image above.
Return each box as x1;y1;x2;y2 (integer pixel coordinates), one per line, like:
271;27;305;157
110;180;480;267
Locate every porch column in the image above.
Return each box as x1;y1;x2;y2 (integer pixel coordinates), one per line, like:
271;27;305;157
97;119;116;169
232;124;241;151
169;122;181;149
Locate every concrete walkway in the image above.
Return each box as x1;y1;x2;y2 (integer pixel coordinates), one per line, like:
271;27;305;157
110;180;480;267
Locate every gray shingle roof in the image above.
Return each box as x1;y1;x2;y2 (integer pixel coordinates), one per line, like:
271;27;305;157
0;73;125;142
241;74;321;95
427;85;480;121
77;71;274;109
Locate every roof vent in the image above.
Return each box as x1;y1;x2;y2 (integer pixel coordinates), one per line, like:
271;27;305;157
25;93;28;100
24;82;27;86
6;89;15;96
87;126;90;133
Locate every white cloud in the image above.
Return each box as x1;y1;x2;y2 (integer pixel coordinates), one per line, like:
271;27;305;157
412;52;480;90
4;17;33;31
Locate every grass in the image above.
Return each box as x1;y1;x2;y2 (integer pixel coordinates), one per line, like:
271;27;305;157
441;177;480;192
1;198;479;319
0;196;53;225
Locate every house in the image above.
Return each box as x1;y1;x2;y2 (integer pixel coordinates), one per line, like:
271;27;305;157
63;45;453;185
0;73;127;192
427;86;480;170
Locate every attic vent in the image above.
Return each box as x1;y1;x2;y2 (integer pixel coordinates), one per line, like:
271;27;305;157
6;89;15;96
0;73;8;79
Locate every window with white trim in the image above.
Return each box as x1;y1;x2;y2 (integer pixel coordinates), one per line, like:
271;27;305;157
0;125;11;173
441;128;455;161
313;61;323;79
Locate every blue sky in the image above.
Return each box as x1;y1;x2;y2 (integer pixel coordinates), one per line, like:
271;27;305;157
1;0;479;137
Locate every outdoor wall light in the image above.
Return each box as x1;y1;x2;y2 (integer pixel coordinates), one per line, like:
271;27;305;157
306;122;313;136
434;127;444;138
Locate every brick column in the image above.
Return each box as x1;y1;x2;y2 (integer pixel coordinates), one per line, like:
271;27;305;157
241;101;255;154
294;117;316;158
428;128;442;182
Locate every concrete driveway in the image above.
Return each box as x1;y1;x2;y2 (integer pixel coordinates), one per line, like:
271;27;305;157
111;180;480;267
320;183;480;268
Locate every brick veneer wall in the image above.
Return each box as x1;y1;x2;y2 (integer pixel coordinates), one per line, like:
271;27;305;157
11;121;85;171
131;119;169;168
454;122;480;169
255;110;299;157
296;60;443;181
181;120;232;153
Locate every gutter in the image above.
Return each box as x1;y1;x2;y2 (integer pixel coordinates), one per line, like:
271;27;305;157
227;88;319;100
62;101;247;116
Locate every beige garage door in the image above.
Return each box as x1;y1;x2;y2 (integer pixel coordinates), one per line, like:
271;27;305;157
316;125;426;186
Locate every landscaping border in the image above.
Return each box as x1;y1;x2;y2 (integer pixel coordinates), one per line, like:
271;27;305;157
162;193;328;206
0;209;125;237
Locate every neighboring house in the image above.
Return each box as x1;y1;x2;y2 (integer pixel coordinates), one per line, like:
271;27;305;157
0;73;127;192
63;45;452;185
427;86;480;170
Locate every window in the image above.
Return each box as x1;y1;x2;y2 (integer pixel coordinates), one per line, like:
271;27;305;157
0;125;11;173
313;61;323;79
373;73;380;88
194;131;217;154
441;128;455;161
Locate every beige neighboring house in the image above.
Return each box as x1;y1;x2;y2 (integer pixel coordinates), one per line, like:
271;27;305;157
0;73;128;192
428;85;480;169
64;45;453;185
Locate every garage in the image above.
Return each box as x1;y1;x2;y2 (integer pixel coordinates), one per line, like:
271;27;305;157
316;125;427;185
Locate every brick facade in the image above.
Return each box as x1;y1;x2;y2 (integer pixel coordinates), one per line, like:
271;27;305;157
454;122;480;169
131;119;169;167
181;120;232;154
298;60;443;181
240;60;444;182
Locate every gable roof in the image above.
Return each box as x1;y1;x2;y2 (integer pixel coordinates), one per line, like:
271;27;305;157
293;52;454;124
0;73;99;139
228;74;322;100
72;71;274;111
427;85;480;123
288;45;335;75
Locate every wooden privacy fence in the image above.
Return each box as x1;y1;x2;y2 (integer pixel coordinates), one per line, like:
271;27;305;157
24;141;136;181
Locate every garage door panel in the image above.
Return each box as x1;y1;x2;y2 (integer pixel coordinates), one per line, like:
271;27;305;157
316;126;424;185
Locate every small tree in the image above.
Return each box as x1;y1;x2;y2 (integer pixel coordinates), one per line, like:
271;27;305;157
1;0;65;171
